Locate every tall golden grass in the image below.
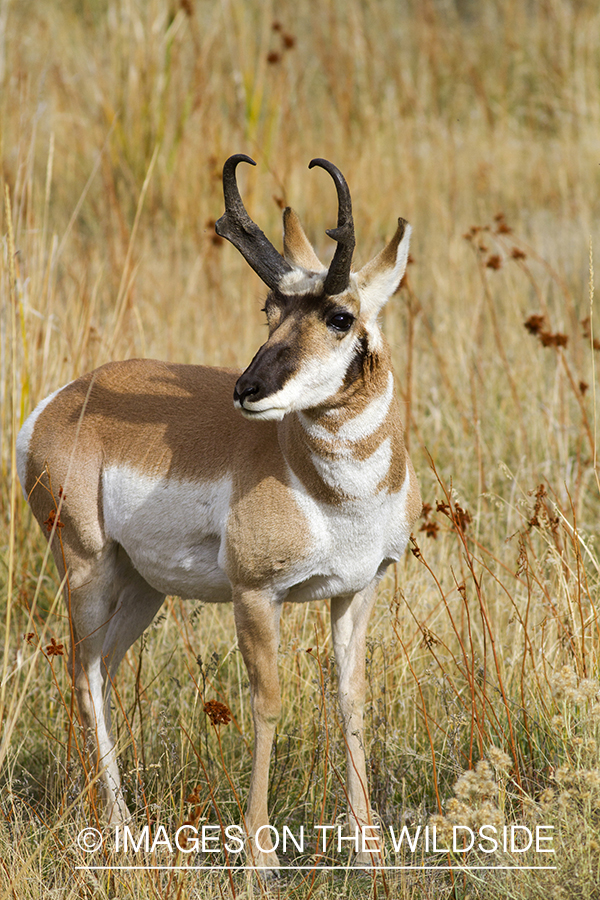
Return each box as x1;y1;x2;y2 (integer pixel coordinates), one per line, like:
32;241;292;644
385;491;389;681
1;0;600;897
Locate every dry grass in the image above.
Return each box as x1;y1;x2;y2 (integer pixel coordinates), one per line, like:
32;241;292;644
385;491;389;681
1;0;600;897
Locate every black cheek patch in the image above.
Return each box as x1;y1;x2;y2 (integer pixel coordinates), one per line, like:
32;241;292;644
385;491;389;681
343;333;370;389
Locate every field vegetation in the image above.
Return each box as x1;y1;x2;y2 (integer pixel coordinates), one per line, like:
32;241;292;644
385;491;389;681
1;0;600;897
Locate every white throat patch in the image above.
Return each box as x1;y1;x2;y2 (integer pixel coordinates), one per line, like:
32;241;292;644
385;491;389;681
299;371;394;444
310;437;392;499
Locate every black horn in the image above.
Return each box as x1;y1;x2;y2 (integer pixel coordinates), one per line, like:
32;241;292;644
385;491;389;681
308;158;355;296
215;154;293;290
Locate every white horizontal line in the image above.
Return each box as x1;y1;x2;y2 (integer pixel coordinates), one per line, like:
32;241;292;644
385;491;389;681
76;865;558;871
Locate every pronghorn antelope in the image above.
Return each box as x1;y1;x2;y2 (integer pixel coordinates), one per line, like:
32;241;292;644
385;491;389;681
17;155;421;869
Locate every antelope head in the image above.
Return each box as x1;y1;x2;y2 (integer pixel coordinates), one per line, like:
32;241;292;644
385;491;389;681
215;155;411;422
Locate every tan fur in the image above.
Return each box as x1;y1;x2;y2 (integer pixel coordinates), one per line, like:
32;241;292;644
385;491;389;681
25;359;315;593
19;165;421;873
225;472;313;588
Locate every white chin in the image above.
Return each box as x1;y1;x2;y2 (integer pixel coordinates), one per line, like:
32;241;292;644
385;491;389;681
239;406;287;421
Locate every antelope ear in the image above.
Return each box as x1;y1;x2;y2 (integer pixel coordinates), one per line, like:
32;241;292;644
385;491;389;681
356;218;411;318
283;207;326;272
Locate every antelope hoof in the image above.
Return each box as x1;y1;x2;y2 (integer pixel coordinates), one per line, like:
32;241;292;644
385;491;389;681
256;865;281;882
105;796;132;826
249;846;281;878
353;847;384;869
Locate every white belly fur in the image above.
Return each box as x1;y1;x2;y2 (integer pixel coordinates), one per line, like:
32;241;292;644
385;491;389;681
102;466;233;600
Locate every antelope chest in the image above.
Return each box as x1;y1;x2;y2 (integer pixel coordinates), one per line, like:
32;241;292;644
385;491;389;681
102;459;412;604
280;465;413;602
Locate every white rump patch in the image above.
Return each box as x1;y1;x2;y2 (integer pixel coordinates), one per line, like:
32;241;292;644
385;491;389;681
16;385;67;499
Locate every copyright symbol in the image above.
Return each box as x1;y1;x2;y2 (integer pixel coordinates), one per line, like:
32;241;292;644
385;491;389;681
77;827;103;852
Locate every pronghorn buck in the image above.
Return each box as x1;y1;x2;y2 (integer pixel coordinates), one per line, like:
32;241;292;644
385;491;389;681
17;155;421;869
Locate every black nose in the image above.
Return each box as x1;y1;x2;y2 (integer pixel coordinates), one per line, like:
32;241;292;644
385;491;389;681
234;377;260;406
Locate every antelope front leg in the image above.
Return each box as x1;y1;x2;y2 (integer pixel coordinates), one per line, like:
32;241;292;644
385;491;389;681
233;589;282;870
330;582;382;866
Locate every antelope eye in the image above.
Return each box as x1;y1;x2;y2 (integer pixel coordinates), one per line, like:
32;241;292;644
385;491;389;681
329;312;354;333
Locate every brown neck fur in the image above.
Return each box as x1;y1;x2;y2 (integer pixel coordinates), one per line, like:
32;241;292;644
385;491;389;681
278;336;408;504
